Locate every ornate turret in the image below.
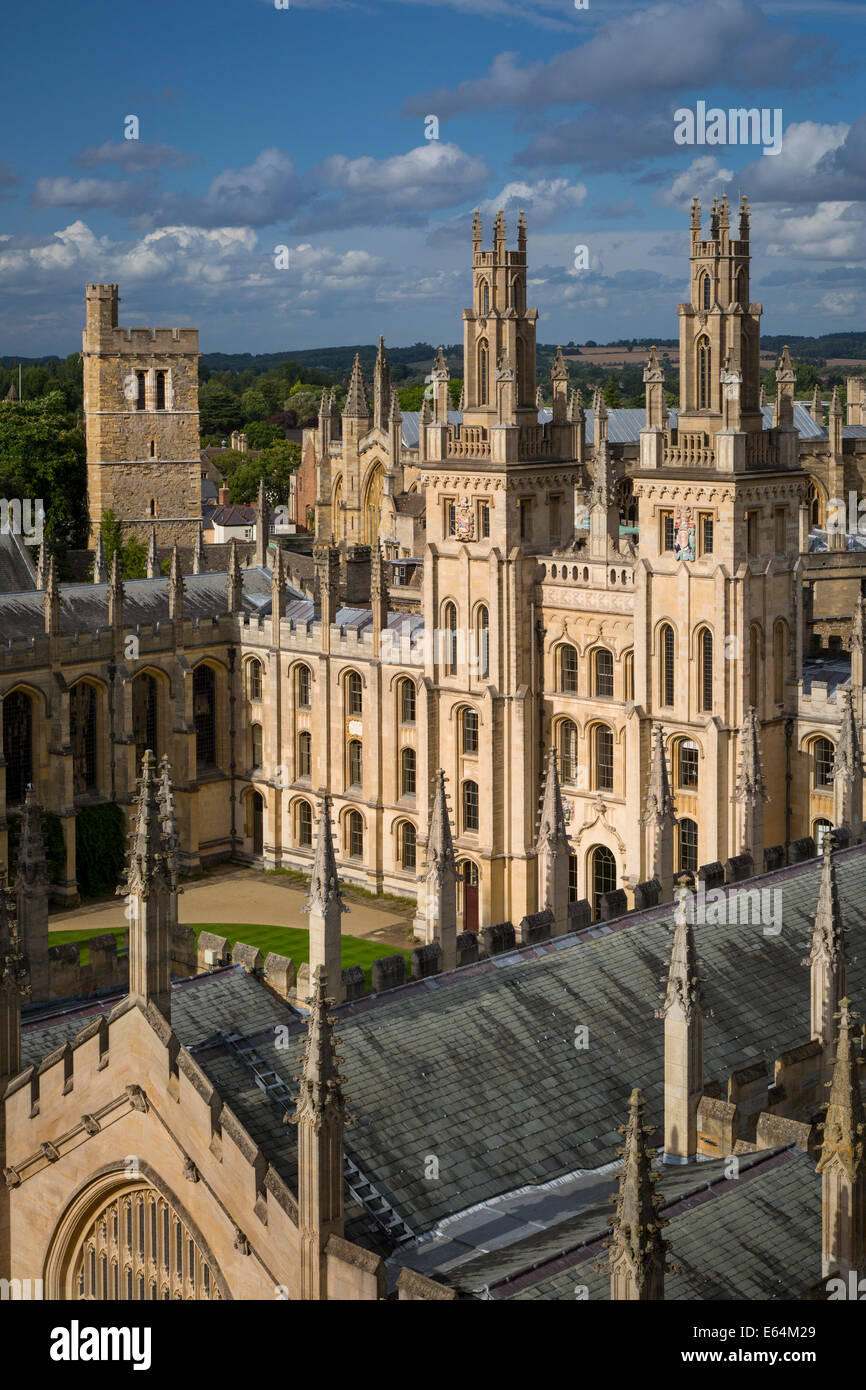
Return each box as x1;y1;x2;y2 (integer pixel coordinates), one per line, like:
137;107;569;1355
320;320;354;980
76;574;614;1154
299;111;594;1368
302;794;347;1003
608;1089;670;1300
290;965;348;1300
536;749;570;936
816;999;866;1280
805;832;846;1071
373;336;391;432
430;345;450;425
550;346;569;425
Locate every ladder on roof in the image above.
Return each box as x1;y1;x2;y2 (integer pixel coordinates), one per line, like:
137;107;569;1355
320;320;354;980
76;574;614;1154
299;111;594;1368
218;1030;415;1245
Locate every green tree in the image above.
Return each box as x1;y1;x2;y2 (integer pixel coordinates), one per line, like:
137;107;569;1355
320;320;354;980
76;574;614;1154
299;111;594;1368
240;388;269;423
0;390;87;549
199;381;242;437
228;440;301;507
244;421;282;449
603;374;622;408
98;509;148;580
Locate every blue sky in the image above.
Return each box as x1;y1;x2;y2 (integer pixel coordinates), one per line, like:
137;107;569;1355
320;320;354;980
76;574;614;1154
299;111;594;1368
1;0;865;355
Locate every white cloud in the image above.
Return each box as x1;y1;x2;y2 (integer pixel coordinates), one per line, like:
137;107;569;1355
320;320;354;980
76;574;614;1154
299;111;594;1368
657;156;734;210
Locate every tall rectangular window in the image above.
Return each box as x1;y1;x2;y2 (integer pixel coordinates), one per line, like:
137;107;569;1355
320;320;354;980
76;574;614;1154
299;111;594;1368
700;514;714;555
661;511;675;551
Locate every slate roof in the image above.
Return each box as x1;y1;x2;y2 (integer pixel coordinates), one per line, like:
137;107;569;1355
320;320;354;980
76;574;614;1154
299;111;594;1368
19;846;866;1281
0;531;36;594
507;1145;820;1301
0;567;305;638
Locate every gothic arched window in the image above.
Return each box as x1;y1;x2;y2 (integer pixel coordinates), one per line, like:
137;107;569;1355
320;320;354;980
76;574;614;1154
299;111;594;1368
590;845;616;920
70;682;98;795
347;810;364;860
401;746;416;797
296;664;312;709
698;335;711;409
193;665;216;771
701;273;711;311
476;605;489;679
298;730;312;779
132;673;158;770
660;624;675;707
247;659;262;702
593;724;614;792
346;670;363;717
560;644;578;694
478;339;489;407
463;780;479;833
399;678;416;725
400;821;417;871
559;719;578;784
443;602;458;676
698;628;713;712
347;739;363;789
2;689;33;807
479;280;490;316
297;800;313;847
594;648;614;698
813;737;835;791
679;818;698;874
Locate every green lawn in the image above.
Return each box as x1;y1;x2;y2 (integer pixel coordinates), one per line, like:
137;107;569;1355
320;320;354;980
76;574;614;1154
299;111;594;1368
49;922;412;988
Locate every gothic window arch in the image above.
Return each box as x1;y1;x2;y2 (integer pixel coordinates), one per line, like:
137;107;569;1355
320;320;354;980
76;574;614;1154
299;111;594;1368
442;602;458;676
589;845;616;920
2;688;33;806
475;605;489;678
246;658;263;702
133;673;159;770
296;799;313;847
812;737;835;791
250;723;263;771
296;663;312;709
347;739;363;789
347;809;364;860
806;479;822;530
559;643;578;694
332;475;345;543
399;678;416;725
363;463;384;547
679;817;698;874
659;624;675;707
297;730;312;779
591;723;614;792
346;670;363;717
813;817;832;852
461;706;479;755
399;820;417;871
193;664;217;771
462;779;479;833
697;627;713;712
558;719;578;784
479;280;490;316
70;680;98;794
700;272;711;312
478;339;489;407
697;335;711;409
676;737;700;790
400;746;416;797
593;647;614;699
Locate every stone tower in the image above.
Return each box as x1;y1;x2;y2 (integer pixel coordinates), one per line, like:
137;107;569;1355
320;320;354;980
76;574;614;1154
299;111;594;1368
608;1088;670;1301
82;283;202;548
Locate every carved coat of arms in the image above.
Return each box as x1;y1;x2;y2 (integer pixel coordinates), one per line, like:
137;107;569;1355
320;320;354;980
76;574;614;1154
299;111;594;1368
674;505;695;562
455;497;475;541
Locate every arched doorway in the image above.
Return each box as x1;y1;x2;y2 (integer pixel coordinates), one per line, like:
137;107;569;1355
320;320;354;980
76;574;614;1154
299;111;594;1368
250;789;264;857
45;1169;228;1301
589;845;616;920
459;859;479;932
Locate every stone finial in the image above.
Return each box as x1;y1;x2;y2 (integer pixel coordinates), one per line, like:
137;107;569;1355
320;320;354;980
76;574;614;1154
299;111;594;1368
836;685;864;780
123;751;172;901
811;384;825;426
806;830;845;976
34;542;45;591
15;786;48;892
192;521;205;575
306;794;345;915
290;963;348;1129
168;542;183;625
537;748;569;852
419;394;432;427
108;549;123;628
431;345;449;381
158;754;181;892
517;207;527;249
93;530;107;584
388;384;402;424
255;476;270;568
271;542;286;613
738;193;750;239
493;208;506;245
43;554;60;636
318;386;330;421
146;525;159;579
644;345;663;381
732;706;768;805
850;593;866;663
428;770;457;880
830;384;843;418
551;345;568;382
608;1088;670;1300
472;208;482;250
373;335;392;431
658;888;704;1024
536;386;544;410
690;196;701;233
226;537;243;613
342;353;369;419
817;999;866;1183
642;725;674;823
759;382;768;408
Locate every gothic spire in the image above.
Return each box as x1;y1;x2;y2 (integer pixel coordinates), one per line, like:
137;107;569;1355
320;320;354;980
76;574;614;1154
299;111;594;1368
307;794;345;913
811;384;825;426
537;748;569;851
35;542;45;590
291;964;348;1130
733;705;768;805
93;530;107;584
642;725;674;823
608;1088;670;1300
388;383;402;423
256;475;270;568
43;553;60;635
342;353;369;419
658;887;704;1023
551;345;568;382
15;786;47;892
123;750;172;900
427;770;457;879
158;754;181;892
808;830;845;975
373;335;391;430
168;542;183;625
226;537;243;613
837;685;864;779
192;520;205;575
817;999;866;1183
146;524;159;579
108;549;123;628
